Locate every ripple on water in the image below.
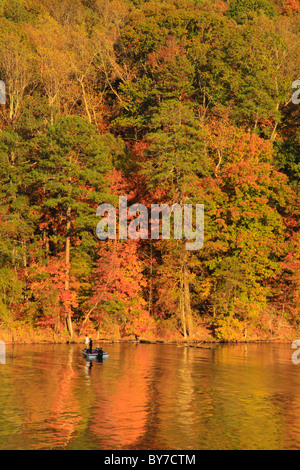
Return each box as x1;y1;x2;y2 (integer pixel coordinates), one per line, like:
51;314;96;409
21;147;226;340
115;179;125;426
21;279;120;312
0;343;300;449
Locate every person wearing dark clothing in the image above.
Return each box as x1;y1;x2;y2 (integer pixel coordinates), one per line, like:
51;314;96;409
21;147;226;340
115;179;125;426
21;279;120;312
89;339;93;353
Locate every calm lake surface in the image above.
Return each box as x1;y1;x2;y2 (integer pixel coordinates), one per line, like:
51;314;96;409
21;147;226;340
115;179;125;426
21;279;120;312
0;341;299;450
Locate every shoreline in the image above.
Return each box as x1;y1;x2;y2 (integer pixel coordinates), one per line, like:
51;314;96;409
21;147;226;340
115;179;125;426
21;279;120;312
1;323;299;346
1;337;296;346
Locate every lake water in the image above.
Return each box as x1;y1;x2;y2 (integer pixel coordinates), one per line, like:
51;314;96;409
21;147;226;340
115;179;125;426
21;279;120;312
0;341;299;450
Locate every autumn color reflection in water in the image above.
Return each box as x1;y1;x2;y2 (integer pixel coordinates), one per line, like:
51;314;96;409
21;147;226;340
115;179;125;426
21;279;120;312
1;342;300;450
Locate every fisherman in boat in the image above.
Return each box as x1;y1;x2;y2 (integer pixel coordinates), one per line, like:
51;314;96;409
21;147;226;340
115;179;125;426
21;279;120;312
89;338;93;354
85;335;89;350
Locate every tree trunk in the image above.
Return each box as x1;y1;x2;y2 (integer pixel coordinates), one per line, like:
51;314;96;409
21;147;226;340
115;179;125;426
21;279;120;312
180;270;187;339
65;205;74;339
182;245;194;338
148;240;153;316
22;240;29;306
174;153;193;338
79;78;92;123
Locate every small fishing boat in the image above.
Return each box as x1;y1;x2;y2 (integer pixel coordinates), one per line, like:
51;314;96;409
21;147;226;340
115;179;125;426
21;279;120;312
82;348;109;360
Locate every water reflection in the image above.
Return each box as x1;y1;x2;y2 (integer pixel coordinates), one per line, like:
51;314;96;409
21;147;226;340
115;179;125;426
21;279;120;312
0;342;300;449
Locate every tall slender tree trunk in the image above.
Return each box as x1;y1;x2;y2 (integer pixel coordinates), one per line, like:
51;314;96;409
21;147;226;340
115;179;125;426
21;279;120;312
65;205;74;339
180;267;187;339
182;243;194;338
174;152;193;338
79;78;92;123
148;239;153;316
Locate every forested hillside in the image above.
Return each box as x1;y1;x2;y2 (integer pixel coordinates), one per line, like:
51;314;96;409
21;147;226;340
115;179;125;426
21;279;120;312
0;0;299;343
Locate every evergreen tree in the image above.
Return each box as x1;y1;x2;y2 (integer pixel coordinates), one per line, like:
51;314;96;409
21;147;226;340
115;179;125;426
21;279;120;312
31;115;123;337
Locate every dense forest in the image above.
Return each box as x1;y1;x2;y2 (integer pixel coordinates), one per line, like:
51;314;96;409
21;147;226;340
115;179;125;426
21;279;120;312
0;0;299;343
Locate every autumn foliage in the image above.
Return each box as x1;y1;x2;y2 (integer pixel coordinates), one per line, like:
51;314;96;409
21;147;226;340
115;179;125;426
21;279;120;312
0;0;299;342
